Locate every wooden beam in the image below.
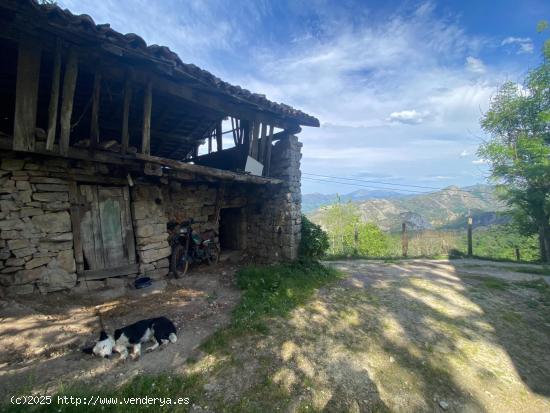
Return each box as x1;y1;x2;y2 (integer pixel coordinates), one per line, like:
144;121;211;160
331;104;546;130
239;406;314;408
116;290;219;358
90;70;101;147
242;119;251;153
258;122;267;162
121;77;132;154
216;121;222;152
46;39;62;151
141;80;152;155
59;48;78;156
250;121;260;158
208;131;212;154
264;124;274;177
13;38;41;152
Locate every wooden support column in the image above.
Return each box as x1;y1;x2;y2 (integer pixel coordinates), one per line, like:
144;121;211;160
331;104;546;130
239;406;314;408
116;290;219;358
208;132;212;154
264;125;274;176
250;121;260;158
121;77;132;154
90;70;101;147
46;39;61;151
141;81;152;155
216;121;222;152
242;119;251;153
258;122;267;162
59;48;78;156
13;38;42;152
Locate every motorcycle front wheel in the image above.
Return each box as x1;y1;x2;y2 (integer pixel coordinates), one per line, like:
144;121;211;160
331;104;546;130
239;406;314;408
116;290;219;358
207;243;220;265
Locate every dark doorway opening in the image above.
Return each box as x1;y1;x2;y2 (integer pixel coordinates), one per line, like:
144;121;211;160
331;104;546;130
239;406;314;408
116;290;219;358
219;207;243;251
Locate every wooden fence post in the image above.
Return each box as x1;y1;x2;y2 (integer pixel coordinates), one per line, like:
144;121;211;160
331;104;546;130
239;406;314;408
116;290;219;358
402;222;408;258
467;216;473;257
515;247;520;262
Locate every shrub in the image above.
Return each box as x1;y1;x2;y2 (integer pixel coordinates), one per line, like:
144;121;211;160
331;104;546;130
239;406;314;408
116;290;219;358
299;215;329;258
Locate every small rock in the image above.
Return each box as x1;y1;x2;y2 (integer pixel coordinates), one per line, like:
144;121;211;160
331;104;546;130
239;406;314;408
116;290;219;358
439;400;449;410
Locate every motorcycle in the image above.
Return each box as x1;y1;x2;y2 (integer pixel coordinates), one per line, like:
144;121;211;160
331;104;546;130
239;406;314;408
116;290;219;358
168;219;219;277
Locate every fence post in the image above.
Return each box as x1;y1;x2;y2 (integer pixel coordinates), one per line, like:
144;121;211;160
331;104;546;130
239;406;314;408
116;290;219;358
354;224;358;255
515;246;520;262
402;222;408;258
467;216;473;257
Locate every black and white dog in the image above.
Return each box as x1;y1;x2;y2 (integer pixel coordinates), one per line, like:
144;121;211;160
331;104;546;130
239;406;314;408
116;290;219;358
86;316;177;360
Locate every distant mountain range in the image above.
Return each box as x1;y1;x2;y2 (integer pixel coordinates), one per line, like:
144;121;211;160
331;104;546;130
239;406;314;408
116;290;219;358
306;184;508;232
302;189;407;213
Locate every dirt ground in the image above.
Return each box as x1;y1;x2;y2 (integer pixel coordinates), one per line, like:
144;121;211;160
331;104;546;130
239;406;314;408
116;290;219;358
2;258;550;412
180;258;550;412
0;264;240;403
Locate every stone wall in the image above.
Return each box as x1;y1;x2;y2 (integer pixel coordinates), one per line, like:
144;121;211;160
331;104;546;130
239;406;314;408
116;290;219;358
131;184;171;280
0;135;303;295
0;156;77;295
245;134;302;261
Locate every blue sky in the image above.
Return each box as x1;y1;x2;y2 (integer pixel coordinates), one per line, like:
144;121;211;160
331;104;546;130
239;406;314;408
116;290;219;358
58;0;549;194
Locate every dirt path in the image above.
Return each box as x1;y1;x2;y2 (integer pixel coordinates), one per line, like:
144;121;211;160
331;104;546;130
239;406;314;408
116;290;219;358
0;265;240;402
177;259;550;412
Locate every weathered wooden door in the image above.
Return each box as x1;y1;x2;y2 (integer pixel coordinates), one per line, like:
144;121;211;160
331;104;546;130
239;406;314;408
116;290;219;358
78;185;136;275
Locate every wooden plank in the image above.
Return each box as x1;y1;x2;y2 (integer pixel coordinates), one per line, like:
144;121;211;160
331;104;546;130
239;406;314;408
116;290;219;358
241;119;251;151
258;122;267;162
250;121;260;158
90;70;101;147
216;121;223;152
78;263;139;280
68;181;85;273
208;131;212;154
98;187;126;267
141;80;152;155
264;125;274;176
121;77;132;154
59;48;78;156
13;38;41;152
46;39;62;151
121;186;136;264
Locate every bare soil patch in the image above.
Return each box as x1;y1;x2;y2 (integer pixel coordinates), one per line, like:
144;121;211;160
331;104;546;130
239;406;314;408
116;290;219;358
0;264;240;402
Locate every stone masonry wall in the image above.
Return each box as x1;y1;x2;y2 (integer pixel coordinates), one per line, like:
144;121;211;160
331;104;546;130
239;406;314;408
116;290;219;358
245;134;302;261
0;155;77;296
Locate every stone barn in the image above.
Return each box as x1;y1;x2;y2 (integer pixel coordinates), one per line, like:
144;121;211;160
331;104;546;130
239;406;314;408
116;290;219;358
0;1;319;296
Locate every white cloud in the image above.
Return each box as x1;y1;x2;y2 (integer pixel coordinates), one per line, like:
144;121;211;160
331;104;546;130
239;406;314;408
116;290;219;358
388;110;429;125
465;56;486;74
460;150;469;157
472;159;488;164
501;37;534;54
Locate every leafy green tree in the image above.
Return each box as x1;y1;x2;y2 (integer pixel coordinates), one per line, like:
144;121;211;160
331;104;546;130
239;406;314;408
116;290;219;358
479;22;550;261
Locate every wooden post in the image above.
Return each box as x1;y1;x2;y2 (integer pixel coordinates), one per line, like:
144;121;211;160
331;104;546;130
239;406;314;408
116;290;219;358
258;122;267;162
467;216;473;257
264;125;274;176
141;80;152;155
354;224;359;255
216;121;222;152
46;39;62;151
121;77;132;154
13;38;42;152
242;119;251;153
90;71;101;147
208;132;212;154
59;48;78;156
515;246;520;262
250;121;260;158
402;222;408;257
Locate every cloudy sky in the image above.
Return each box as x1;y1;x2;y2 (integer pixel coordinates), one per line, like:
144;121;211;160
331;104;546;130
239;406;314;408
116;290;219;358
58;0;548;194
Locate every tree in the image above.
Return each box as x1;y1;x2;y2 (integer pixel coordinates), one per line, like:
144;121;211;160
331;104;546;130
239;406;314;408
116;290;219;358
479;22;550;261
299;215;329;259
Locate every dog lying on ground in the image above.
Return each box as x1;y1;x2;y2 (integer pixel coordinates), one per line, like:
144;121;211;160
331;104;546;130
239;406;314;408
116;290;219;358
83;316;177;360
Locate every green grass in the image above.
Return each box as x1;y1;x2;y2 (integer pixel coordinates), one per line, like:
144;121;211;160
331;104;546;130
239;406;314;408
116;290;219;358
202;260;342;353
2;260;341;413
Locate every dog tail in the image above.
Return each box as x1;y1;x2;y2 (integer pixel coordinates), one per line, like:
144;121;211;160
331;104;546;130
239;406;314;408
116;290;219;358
168;333;177;343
